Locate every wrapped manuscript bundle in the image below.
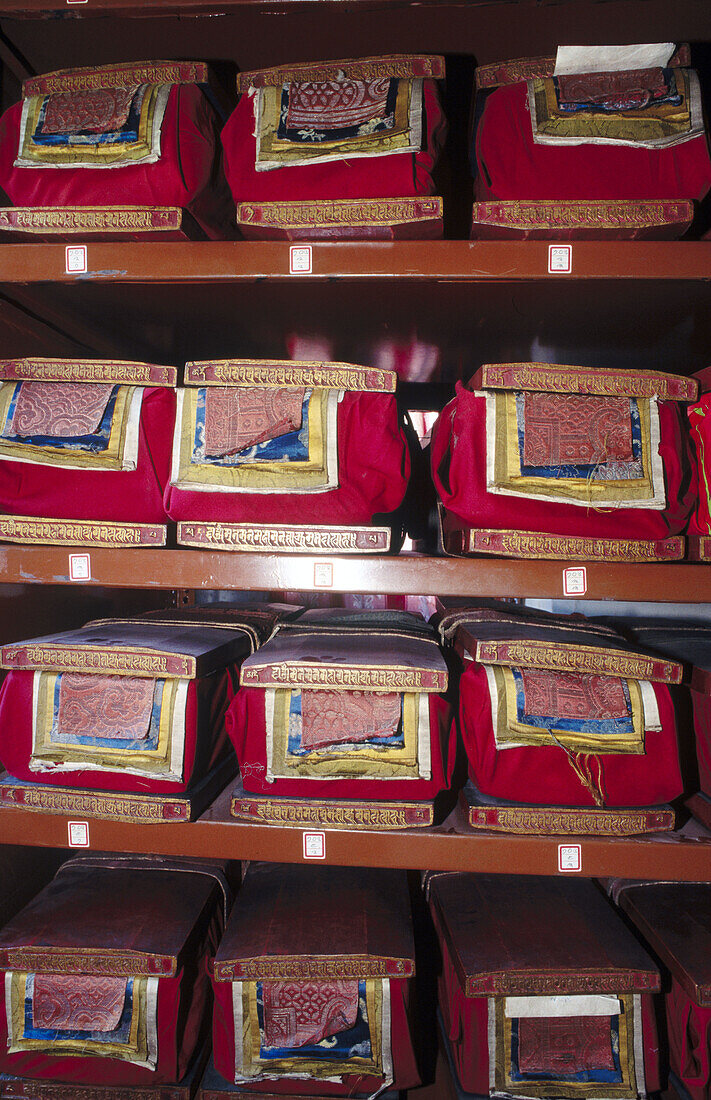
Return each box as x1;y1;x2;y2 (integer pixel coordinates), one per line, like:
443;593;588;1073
222;55;446;240
0;854;231;1093
470;44;711;239
227;610;454;828
166;359;411;553
432;362;697;562
427;873;661;1099
0;357;176;548
0;61;235;240
0;610;281;821
438;605;683;834
619;620;711;830
208;863;419;1094
615;881;711;1100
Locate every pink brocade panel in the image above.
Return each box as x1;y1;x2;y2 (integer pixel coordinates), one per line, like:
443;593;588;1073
300;690;401;749
9;382;114;438
522;393;633;467
40;86;138;135
517;1015;616;1074
32;975;127;1032
56;673;154;741
203;387;304;456
262;980;359;1049
557;68;669;109
286;78;392;130
519;670;630;721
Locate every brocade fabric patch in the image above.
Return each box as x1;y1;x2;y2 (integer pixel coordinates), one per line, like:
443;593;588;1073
520;669;630;722
300;690;402;749
556;68;676;112
279;77;398;141
522;393;633;468
517;1015;616;1074
261;980;359;1049
40;86;138;135
32;974;127;1032
9;382;114;439
203;386;305;457
56;673;154;742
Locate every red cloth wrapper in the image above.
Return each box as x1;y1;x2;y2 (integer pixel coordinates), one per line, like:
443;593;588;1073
456;663;682;808
226;688;454;802
0;86;234;240
430;383;696;542
691;689;711;797
0;909;220;1086
0;386;174;526
666;979;711;1100
0;665;235;795
434;915;661;1095
165;391;410;527
221;79;445;204
474;81;711;202
211;975;420;1093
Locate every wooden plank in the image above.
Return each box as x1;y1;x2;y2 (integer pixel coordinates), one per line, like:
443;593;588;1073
0;242;709;285
0;548;710;601
0;806;708;879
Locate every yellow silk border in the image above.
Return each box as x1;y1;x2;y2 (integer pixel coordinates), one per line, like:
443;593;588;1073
8;972;148;1064
0;381;136;471
491;391;663;506
173;387;335;491
256;79;417;169
270;688;422;779
17;83;166;167
492;665;645;755
532;70;693;145
32;672;181;775
494;994;638;1099
241;978;383;1079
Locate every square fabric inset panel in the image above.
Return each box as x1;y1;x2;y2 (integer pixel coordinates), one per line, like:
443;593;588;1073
280;77;396;137
204;387;304;457
40;87;137;136
56;674;154;743
520;669;631;722
8;382;114;438
261;980;359;1049
300;691;401;749
517;1015;617;1074
32;974;127;1032
521;393;634;467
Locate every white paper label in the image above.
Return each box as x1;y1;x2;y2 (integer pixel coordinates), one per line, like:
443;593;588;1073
558;843;582;872
68;820;90;847
563;566;587;596
290;245;312;274
313;562;333;588
548;244;572;274
303;831;326;859
505;995;621;1017
69;553;91;581
65;245;87;274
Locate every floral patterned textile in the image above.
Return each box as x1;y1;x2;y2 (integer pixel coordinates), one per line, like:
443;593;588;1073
8;382;114;438
522;393;634;468
520;669;630;723
300;690;401;749
203;387;304;456
32;975;127;1032
56;673;154;742
281;77;396;138
517;1015;617;1075
40;87;137;135
261;980;359;1049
